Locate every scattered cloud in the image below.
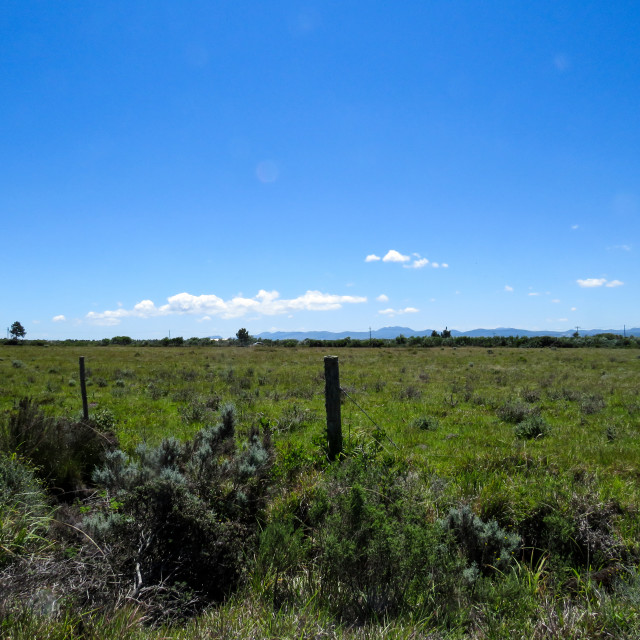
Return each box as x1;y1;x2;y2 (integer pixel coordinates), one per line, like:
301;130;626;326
607;244;631;252
52;315;66;322
382;249;410;263
552;299;560;304
504;285;514;292
87;290;367;326
558;318;568;322
571;307;577;311
571;224;579;230
378;307;419;317
369;250;448;269
407;257;429;269
577;278;622;288
376;294;389;302
528;292;540;296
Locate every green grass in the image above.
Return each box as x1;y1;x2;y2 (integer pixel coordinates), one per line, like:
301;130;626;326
1;343;639;637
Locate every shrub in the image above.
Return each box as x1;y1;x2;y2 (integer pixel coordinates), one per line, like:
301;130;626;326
580;393;606;415
497;401;539;423
442;505;521;577
0;398;115;495
409;415;440;431
299;456;462;621
85;404;274;621
514;415;551;439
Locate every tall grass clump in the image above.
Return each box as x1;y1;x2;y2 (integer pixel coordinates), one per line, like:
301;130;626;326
0;454;51;566
0;397;115;496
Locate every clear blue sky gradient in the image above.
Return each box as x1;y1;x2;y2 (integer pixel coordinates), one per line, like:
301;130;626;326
2;1;638;339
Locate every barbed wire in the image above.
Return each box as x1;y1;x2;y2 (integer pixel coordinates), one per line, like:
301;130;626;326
340;386;399;449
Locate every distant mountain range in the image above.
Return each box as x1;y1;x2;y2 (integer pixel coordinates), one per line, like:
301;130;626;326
247;326;640;340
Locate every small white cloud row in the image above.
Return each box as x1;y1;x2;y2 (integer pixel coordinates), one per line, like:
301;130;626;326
378;307;419;317
577;278;624;288
365;250;448;269
86;290;367;326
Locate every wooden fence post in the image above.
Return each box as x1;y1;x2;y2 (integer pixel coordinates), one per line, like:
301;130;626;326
79;356;89;421
324;355;342;460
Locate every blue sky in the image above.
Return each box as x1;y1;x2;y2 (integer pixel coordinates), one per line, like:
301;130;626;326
2;1;638;339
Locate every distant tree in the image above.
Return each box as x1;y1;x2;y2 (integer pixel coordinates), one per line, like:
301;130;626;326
441;327;451;339
9;321;26;341
236;328;252;346
431;330;439;338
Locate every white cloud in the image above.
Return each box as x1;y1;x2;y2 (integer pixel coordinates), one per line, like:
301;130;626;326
552;299;560;304
365;254;381;262
52;315;66;322
382;249;410;263
376;294;389;302
378;307;419;317
504;285;514;292
441;263;449;268
571;307;577;311
606;280;624;288
408;258;429;269
87;290;367;325
558;318;568;322
571;224;579;230
577;278;607;288
528;292;540;296
431;262;439;268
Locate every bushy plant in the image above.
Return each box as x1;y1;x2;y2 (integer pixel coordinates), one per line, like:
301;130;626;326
298;456;462;621
514;415;551;439
85;404;274;621
0;398;115;495
442;505;521;577
497;401;539;423
409;415;440;431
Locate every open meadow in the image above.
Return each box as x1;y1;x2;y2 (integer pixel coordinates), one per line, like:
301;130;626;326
1;343;639;638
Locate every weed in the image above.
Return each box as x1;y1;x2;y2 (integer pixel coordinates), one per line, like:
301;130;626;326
514;415;551;439
409;415;440;431
497;401;539;423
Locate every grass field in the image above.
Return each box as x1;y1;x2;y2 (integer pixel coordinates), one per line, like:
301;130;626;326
1;344;639;638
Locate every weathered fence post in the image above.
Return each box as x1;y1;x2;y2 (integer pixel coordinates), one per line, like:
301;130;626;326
324;355;342;460
79;356;89;421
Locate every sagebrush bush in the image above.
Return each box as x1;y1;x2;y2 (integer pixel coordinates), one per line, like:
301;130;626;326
442;505;521;577
514;415;551;439
85;403;274;621
497;401;539;423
